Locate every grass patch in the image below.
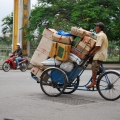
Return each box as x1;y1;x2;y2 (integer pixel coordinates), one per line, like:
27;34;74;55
107;56;119;62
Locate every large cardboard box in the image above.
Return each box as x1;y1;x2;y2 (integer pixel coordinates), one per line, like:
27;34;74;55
52;33;74;45
84;31;97;40
49;42;71;61
71;47;85;59
31;67;43;79
71;27;97;40
30;28;57;67
82;36;96;48
71;27;86;38
37;36;53;51
42;28;57;40
30;48;49;67
77;42;91;54
30;35;53;66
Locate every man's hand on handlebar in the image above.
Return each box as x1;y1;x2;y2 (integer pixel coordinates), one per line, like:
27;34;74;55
89;51;94;56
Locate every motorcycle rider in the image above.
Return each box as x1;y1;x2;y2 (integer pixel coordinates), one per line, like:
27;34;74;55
13;43;24;68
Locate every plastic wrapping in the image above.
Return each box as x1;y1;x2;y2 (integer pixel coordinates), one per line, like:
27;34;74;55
41;58;61;66
60;61;74;72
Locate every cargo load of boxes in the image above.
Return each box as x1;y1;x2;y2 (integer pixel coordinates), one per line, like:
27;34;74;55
30;27;97;81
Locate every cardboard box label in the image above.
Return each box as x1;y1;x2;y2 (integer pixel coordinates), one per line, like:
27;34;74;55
57;46;64;58
71;36;81;47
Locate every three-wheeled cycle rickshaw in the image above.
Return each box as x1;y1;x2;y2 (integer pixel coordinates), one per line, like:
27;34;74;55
31;56;120;101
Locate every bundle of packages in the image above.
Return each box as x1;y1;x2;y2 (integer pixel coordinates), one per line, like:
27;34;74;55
52;30;74;45
70;27;97;60
30;26;97;78
30;28;57;68
71;27;86;38
71;27;97;40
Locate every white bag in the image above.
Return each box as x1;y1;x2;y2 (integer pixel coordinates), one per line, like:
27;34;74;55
41;58;61;66
70;53;81;65
60;61;74;72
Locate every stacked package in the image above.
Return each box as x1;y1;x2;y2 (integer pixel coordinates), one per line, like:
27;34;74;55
71;27;97;59
30;27;97;80
30;28;57;79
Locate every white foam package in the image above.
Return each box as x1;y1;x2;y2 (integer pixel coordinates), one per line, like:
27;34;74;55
60;61;74;72
41;58;62;66
70;53;81;65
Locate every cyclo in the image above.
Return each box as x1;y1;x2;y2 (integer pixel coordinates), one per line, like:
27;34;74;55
31;55;120;101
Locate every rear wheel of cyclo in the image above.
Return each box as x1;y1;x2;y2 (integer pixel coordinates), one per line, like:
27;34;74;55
97;71;120;101
40;67;67;97
58;79;79;94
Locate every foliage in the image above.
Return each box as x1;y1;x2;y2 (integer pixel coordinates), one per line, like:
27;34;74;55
1;12;13;34
1;12;13;46
25;0;120;43
1;0;120;61
0;35;12;46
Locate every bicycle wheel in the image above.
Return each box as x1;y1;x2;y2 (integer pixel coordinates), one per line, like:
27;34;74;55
40;67;67;97
97;71;120;101
58;79;79;94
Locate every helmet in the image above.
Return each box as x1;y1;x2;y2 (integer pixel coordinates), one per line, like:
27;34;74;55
16;43;20;46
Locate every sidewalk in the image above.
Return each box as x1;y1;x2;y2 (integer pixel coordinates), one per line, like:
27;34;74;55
0;60;120;70
86;63;120;70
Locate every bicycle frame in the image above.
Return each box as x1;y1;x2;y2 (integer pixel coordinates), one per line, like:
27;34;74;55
66;60;108;91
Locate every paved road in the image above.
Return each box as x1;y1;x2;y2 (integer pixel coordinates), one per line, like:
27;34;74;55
0;60;120;70
0;70;120;120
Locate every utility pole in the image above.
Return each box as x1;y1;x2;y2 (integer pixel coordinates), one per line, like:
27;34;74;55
13;0;31;56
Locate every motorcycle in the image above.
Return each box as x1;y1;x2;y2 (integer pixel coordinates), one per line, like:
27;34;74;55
2;53;29;72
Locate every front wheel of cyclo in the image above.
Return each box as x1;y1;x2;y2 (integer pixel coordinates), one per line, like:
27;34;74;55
97;71;120;101
40;67;68;97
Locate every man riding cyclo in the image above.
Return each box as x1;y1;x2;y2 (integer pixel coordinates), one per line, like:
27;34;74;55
87;22;108;88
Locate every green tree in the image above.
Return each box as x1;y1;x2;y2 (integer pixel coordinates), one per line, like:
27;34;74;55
1;12;13;46
1;0;120;61
26;0;120;41
1;12;13;34
0;35;12;46
25;0;120;61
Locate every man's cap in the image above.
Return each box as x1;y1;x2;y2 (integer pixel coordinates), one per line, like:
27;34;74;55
94;22;104;30
16;43;20;46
